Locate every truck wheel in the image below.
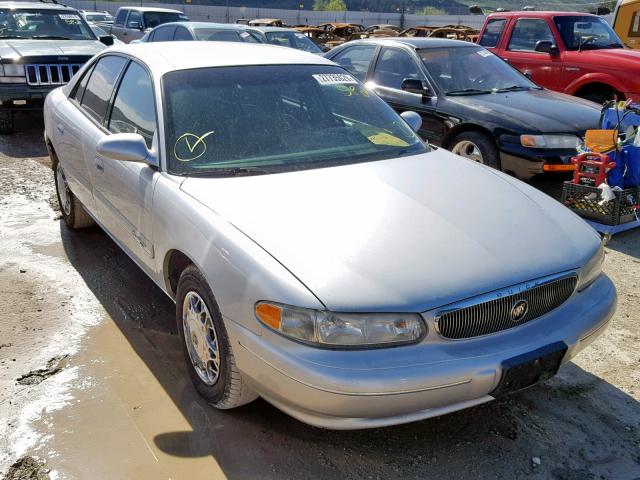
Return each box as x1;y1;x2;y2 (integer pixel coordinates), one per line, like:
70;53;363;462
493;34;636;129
451;131;500;170
0;109;14;135
177;265;258;410
54;162;95;229
581;92;610;105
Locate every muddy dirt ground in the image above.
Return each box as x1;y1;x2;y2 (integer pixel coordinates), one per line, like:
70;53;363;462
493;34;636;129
1;112;639;480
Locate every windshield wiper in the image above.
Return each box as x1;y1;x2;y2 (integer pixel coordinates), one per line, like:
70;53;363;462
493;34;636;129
0;35;28;39
446;88;492;96
494;85;532;93
184;166;269;177
31;35;71;40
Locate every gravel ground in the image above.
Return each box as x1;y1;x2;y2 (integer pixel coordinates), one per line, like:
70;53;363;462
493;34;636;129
0;112;639;480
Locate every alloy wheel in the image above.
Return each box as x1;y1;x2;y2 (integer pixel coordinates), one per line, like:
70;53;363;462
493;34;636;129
452;140;484;164
182;291;220;386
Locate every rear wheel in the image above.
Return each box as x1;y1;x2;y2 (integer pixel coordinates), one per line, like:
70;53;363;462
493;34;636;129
54;162;95;229
176;265;258;409
0;109;14;135
450;131;500;170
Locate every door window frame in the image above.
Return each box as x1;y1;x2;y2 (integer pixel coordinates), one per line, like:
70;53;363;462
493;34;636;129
370;45;435;97
330;43;380;81
479;17;507;48
506;17;558;53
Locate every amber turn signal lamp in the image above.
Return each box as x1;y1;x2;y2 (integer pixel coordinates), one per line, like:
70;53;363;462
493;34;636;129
256;302;282;329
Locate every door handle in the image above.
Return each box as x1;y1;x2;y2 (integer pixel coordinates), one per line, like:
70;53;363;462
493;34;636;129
56;123;64;135
95;158;104;172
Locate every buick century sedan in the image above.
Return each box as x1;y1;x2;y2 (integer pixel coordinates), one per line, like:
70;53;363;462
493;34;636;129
44;42;616;429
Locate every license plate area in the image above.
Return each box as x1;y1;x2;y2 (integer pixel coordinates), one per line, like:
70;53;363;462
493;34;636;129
491;342;567;397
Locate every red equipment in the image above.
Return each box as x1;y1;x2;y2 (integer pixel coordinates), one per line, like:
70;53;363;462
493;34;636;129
571;152;616;186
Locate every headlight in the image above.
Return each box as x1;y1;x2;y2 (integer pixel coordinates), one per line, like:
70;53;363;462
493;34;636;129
577;245;605;291
520;134;580;149
255;302;426;348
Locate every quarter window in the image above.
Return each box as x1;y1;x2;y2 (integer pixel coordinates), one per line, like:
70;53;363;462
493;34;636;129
80;56;128;124
71;63;95;103
173;26;192;40
330;45;377;81
114;9;128;27
479;18;506;47
108;62;156;148
153;25;175;41
372;48;423;90
508;19;555;52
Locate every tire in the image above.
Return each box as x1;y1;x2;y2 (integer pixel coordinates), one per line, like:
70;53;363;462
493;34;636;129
581;92;611;105
450;131;500;170
176;265;258;409
54;160;95;229
0;109;14;135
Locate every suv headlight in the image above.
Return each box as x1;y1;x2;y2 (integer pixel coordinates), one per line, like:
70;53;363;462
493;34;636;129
0;64;26;84
520;134;580;149
577;245;605;291
255;302;426;348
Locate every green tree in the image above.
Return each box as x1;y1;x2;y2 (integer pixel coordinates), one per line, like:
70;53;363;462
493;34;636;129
313;0;347;11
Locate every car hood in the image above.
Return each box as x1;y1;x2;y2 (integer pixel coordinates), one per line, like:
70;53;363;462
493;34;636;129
446;89;600;134
0;40;105;62
181;150;600;312
570;47;640;68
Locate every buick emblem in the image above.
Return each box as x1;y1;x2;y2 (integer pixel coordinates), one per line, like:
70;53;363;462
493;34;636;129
510;300;528;322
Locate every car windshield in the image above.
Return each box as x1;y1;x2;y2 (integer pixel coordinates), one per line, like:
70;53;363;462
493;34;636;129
554;16;624;50
418;46;538;95
0;8;95;40
143;12;187;29
194;28;260;42
265;31;322;53
163;65;427;176
85;13;112;23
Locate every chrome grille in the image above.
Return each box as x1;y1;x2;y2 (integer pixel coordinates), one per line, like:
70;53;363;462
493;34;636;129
25;64;82;86
436;276;578;340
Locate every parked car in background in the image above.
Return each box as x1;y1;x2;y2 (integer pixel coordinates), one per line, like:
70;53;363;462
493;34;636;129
326;38;601;179
0;1;111;134
80;10;113;27
110;6;188;43
612;0;640;49
248;18;283;27
245;26;322;53
135;22;262;44
44;41;615;429
88;23;123;45
478;11;640;103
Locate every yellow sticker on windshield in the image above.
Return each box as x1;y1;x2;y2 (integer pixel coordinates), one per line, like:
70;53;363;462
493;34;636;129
367;132;410;147
174;131;214;162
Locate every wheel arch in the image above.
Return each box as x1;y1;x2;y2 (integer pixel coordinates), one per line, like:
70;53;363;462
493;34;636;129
442;123;497;150
163;249;196;300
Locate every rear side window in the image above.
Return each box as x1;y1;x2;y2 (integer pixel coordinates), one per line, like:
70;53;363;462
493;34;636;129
71;63;95;103
330;45;377;81
153;25;175;41
479;18;506;47
508;19;555;52
173;26;192;40
80;56;128;124
108;62;156;148
114;9;128;27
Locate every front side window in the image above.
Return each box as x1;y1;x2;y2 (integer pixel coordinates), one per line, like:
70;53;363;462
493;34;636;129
372;47;423;90
0;8;95;40
330;45;377;81
80;56;128;124
152;25;175;41
419;46;536;95
479;18;506;47
126;11;141;28
193;28;255;42
163;65;427;176
114;9;127;27
554;16;623;50
173;26;192;40
143;12;187;29
265;31;322;53
109;62;155;148
508;19;555;52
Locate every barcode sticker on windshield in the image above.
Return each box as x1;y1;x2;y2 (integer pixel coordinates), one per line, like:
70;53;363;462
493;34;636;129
59;14;81;20
313;73;358;85
477;50;493;57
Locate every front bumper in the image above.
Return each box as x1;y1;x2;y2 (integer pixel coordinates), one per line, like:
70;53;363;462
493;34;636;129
0;85;56;111
499;145;576;180
226;274;616;429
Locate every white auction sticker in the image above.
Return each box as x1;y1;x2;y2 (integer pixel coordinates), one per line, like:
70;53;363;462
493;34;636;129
313;73;358;85
477;50;493;57
59;14;81;20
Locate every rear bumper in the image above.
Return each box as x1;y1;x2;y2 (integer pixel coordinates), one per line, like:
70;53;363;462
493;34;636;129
0;85;55;111
226;275;616;429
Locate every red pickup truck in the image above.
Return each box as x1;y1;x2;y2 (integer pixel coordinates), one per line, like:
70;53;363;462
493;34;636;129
478;11;640;103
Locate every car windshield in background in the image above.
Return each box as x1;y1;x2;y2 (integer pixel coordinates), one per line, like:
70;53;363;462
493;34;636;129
85;13;112;23
554;16;624;50
194;28;260;42
0;9;95;40
265;31;322;53
143;12;187;29
163;65;427;176
419;46;537;96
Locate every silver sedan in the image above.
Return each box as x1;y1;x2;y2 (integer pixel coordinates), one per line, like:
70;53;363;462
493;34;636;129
44;42;616;429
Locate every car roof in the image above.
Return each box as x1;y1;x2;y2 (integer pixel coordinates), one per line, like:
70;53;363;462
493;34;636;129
156;21;248;30
0;1;78;10
106;41;334;76
246;26;297;33
486;11;598;18
118;6;184;13
342;37;478;49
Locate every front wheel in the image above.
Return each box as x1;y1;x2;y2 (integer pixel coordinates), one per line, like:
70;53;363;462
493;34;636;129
450;131;500;170
54;162;95;229
176;265;258;409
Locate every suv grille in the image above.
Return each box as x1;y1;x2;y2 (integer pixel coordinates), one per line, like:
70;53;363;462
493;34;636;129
436;276;578;340
25;64;82;86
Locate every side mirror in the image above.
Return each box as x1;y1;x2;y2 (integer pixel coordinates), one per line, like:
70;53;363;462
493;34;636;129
534;40;559;55
400;111;422;133
401;78;431;97
99;35;114;46
97;133;154;165
524;71;532;79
